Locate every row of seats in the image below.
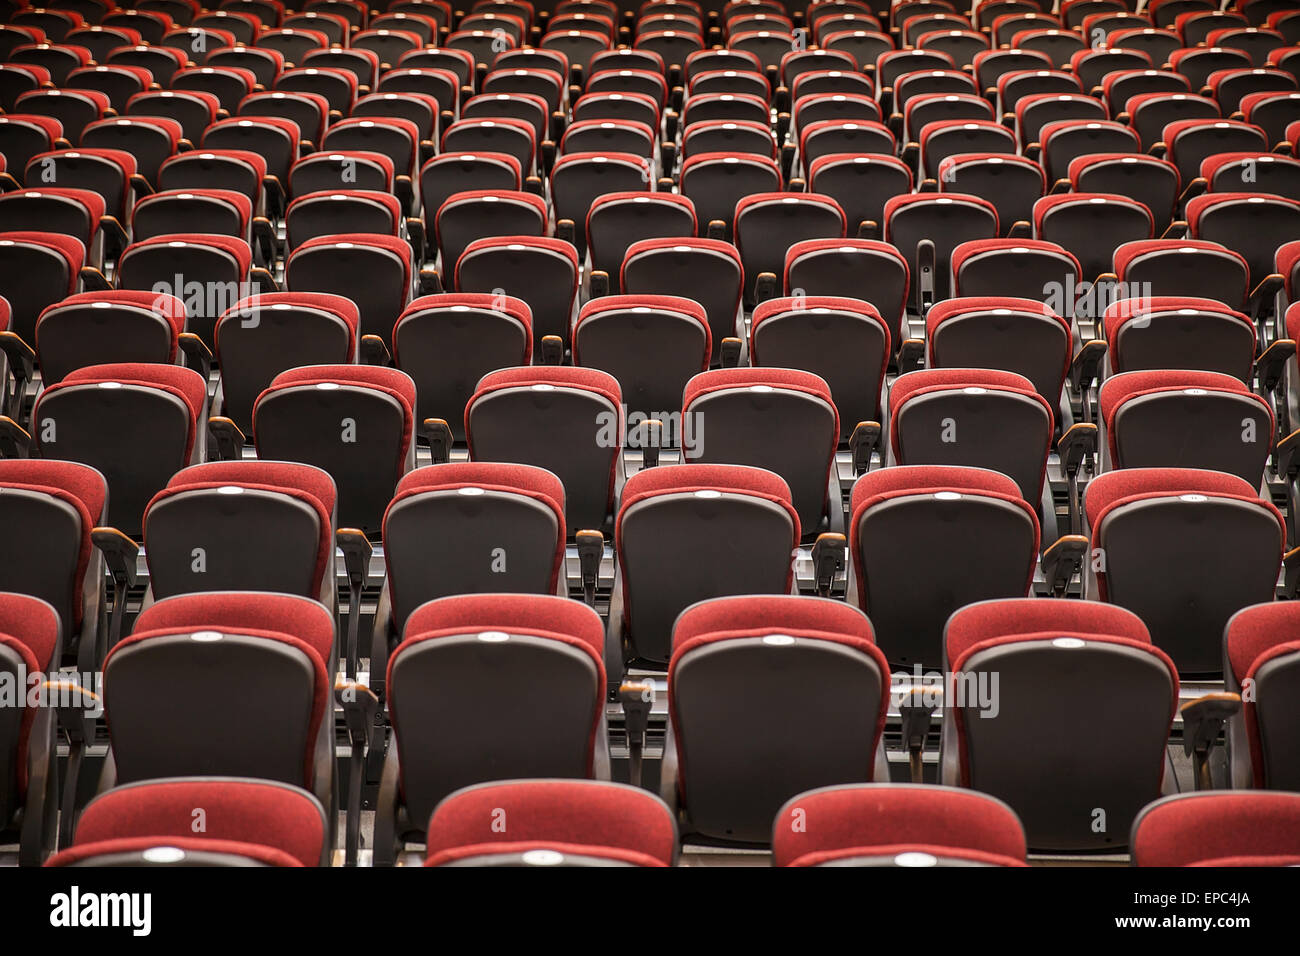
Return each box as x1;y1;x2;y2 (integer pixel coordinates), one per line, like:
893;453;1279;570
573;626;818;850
1;365;1291;680
10;585;1300;863
2;0;1299;868
41;778;1300;867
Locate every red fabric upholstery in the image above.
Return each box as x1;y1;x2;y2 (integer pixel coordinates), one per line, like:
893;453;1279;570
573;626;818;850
668;595;890;794
131;591;335;665
574;294;711;369
733;190;848;235
217;291;360;358
1033;192;1154;235
400;592;602;661
850;465;1039;604
121;232;253;278
782;238;909;339
60;361;205;424
425;840;665;867
1224;601;1300;786
0;593;61;795
0;230;86;284
889;368;1054;487
616;463;800;593
884;191;1000;237
1104;294;1256;366
1187;191;1300;234
257;364;416;470
116;593;334;787
45;289;186;339
1;188;105;239
0;460;106;627
1100;368;1272;462
423;779;676;866
51;778;326;866
750;295;890;374
1086;468;1285;600
164;148;269;186
383;461;566;600
771;784;1027;867
924;296;1070;396
47;836;303;867
951;237;1080;285
467;366;621;509
391;594;606;772
144;460;337;594
395;292;533;363
1085;466;1285;535
945;597;1151;669
287;188;403;236
135;187;252;235
289;232;412;291
454;235;579;304
1132;792;1300;866
949;628;1178;785
1113;239;1249;286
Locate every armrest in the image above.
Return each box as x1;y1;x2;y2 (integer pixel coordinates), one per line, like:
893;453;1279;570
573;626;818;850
251;215;276;268
98;214;129;260
849;421;881;476
1068;339;1107;393
420;418;452;464
898;684;940;784
336;528;372;681
129;173;154;198
588;269;610;300
539;334;564;366
1181;692;1242;791
404;217;425;263
1255;337;1295;394
637;418;662;469
91;527;139;589
1176;177;1207;206
92;526;139;652
706;219;727;241
1160;219;1188;240
1056;422;1098;536
1284;544;1300;598
0;415;31;458
754;271;778;305
360;334;390;367
261;174;285;218
1049;178;1071;195
1056;422;1098;476
0;330;35;405
177;331;212;381
1247;274;1284;325
811;532;845;598
554;218;576;247
576;529;603;607
719;337;742;368
1006;220;1032;238
394;173;415;215
898;338;926;374
334;678;380;866
208;416;245;460
619;679;654;788
1041;533;1088;598
916;237;936;315
249;265;278;293
418;263;444;297
79;265;112;291
856;219;879;241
